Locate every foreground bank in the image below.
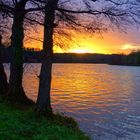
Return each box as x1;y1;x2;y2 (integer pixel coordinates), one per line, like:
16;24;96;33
0;99;90;140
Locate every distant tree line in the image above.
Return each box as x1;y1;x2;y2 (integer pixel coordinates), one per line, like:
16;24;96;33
1;46;140;65
110;51;140;66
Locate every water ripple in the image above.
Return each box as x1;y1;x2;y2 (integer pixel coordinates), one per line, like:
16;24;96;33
5;64;140;140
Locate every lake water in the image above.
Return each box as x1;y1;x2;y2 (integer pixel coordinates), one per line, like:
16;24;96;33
5;64;140;140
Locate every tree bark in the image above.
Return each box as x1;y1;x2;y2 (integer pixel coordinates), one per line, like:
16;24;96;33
36;0;58;114
0;35;9;95
8;1;32;104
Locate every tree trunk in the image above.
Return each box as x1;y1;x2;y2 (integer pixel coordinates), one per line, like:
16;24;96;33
36;0;58;114
0;35;9;95
8;1;32;104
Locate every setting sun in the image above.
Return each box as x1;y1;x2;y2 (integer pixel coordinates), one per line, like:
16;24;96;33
70;49;91;54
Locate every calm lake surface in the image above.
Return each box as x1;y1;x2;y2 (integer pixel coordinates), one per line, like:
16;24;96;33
5;64;140;140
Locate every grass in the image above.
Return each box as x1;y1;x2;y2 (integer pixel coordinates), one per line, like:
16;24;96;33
0;98;90;140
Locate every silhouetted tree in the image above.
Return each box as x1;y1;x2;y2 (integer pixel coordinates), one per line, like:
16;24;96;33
0;35;9;95
0;11;10;95
8;0;30;102
0;0;42;103
36;0;59;114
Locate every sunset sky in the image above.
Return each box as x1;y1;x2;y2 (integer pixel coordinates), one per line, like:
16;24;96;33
25;27;140;54
23;0;140;55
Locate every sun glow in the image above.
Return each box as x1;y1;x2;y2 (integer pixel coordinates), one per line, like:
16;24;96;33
70;49;91;54
24;26;139;55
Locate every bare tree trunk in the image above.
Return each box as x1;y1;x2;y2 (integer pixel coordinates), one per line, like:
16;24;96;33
36;0;58;114
0;35;9;95
8;1;32;104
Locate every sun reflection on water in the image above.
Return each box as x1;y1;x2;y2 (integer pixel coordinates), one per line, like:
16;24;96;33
15;64;140;140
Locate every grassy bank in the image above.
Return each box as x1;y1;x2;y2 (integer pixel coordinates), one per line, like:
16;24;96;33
0;100;90;140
